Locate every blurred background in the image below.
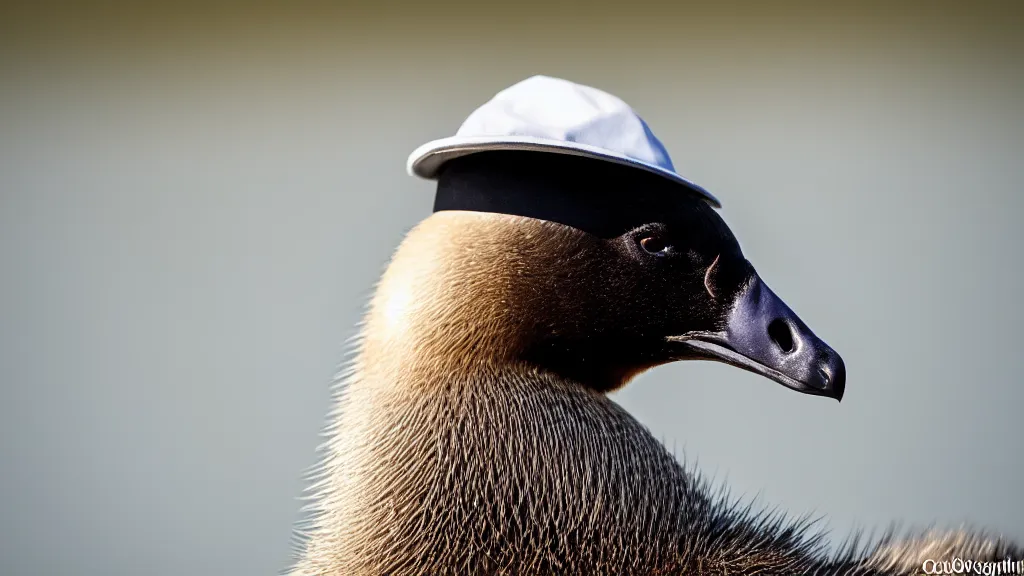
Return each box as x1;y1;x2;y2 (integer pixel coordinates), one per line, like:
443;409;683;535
1;1;1022;574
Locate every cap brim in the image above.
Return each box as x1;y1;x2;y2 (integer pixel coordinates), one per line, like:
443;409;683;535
407;135;722;208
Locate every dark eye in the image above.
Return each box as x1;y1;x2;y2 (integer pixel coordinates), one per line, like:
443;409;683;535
639;234;670;255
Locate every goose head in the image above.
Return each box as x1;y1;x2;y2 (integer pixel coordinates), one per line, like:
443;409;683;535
407;150;845;399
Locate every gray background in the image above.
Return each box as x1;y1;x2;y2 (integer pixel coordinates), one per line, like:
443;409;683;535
1;2;1022;574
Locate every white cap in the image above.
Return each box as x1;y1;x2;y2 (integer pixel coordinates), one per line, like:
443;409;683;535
407;75;721;207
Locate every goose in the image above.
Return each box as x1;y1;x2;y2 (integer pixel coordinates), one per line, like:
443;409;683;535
287;77;1021;575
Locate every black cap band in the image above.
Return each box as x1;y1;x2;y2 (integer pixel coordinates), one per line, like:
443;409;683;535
434;151;713;238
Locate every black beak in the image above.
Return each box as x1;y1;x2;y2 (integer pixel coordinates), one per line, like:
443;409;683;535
672;273;846;401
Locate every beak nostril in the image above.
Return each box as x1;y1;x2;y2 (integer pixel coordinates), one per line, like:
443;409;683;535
817;367;831;386
767;318;795;354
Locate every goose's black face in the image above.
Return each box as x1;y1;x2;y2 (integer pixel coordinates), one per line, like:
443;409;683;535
436;151;845;398
597;200;845;400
